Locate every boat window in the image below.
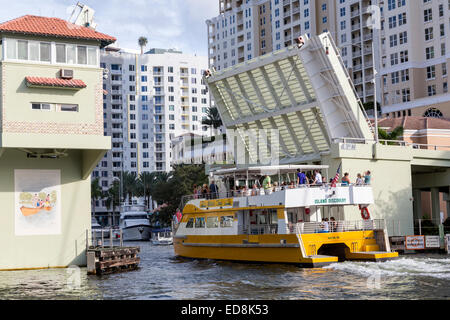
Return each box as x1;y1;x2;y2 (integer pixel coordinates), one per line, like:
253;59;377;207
195;217;205;228
220;216;233;228
124;215;148;220
206;216;219;228
186;218;194;228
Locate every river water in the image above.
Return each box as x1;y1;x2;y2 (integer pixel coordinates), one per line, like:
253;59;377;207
0;241;449;300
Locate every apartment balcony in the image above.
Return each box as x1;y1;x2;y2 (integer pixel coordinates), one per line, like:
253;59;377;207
352;37;361;44
292;7;300;14
180;72;189;77
284;10;291;18
365;88;375;96
363;34;373;42
353;50;362;58
153;71;164;76
363;47;373;55
283;0;290;5
351;10;360;18
351;23;361;31
353;64;362;71
354;78;363;85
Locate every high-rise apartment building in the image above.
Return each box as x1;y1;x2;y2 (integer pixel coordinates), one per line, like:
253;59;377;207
208;0;382;105
207;0;450;120
207;0;273;70
92;47;211;212
379;0;449;119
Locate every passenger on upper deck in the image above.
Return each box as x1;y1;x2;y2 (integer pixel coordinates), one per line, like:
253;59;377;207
355;173;364;186
201;184;210;199
209;181;219;199
314;170;322;186
296;169;307;186
251;184;259;196
341;173;350;186
364;171;371;185
262;175;272;191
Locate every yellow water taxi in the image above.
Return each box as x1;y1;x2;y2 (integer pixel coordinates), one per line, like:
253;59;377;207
173;165;398;267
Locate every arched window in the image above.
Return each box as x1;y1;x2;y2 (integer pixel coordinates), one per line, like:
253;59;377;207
423;108;443;118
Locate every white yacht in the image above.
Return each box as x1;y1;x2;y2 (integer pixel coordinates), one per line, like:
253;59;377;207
91;217;109;239
118;204;151;241
151;229;173;245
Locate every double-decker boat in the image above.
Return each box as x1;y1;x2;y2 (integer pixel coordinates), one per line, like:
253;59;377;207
173;165;398;267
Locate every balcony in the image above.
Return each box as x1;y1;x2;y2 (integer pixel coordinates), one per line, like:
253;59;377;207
352;37;361;44
351;10;360;18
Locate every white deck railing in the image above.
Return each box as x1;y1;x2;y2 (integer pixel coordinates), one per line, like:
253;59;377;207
288;219;386;234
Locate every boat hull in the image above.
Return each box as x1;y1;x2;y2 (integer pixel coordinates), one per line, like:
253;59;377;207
173;231;398;267
20;206;52;217
122;225;151;241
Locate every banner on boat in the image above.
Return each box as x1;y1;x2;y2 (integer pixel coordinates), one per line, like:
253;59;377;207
200;198;233;209
405;235;425;250
14;169;61;236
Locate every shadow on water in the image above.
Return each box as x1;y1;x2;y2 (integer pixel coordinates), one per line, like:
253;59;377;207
0;242;449;300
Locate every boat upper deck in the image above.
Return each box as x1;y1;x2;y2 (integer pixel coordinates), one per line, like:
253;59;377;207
183;182;373;211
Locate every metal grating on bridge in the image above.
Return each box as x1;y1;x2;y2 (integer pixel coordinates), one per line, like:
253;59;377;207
206;33;374;164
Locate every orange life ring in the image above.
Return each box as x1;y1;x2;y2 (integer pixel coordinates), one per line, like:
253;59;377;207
359;205;371;220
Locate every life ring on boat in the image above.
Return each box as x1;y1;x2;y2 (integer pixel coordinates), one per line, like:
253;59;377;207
359;205;371;220
305;208;310;215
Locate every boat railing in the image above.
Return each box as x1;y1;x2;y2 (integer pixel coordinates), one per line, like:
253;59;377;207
289;219;386;234
181;182;371;206
243;224;278;235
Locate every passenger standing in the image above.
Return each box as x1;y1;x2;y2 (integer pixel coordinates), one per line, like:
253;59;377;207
209;181;218;199
314;170;322;185
297;169;307;186
341;172;350;186
262;175;272;191
364;170;372;185
355;173;363;186
193;184;198;199
201;184;209;199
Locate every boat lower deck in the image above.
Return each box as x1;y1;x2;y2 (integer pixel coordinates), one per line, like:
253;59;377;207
173;231;398;267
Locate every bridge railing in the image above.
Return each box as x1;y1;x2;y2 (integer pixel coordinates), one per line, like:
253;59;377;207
333;137;450;151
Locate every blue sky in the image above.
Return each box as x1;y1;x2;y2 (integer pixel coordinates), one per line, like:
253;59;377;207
0;0;219;56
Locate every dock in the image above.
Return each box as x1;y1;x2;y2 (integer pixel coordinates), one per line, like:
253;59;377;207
87;246;140;275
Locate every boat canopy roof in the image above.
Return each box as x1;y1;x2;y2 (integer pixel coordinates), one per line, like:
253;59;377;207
211;165;329;177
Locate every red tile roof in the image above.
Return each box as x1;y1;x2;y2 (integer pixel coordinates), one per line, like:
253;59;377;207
25;76;87;89
0;15;116;47
375;116;450;131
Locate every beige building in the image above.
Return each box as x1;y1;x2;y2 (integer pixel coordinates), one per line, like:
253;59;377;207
0;15;115;270
209;0;450;119
380;0;450;119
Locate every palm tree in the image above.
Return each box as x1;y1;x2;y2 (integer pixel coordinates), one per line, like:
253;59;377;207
91;177;103;218
122;171;139;204
138;36;148;55
201;107;223;135
105;180;120;226
378;126;404;145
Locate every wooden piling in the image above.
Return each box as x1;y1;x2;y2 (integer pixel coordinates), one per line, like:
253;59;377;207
87;246;140;275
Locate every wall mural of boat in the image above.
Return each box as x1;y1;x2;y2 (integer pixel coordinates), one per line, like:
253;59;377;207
20;205;53;217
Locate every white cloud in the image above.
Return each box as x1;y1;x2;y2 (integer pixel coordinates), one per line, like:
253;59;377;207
0;0;219;56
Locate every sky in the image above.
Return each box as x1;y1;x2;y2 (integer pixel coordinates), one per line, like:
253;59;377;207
0;0;219;56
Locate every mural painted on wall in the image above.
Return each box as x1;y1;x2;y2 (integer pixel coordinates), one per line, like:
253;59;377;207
14;170;61;236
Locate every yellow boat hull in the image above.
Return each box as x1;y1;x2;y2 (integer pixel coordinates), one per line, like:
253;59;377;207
173;231;398;267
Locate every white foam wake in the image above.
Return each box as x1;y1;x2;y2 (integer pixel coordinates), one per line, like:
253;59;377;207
323;257;450;280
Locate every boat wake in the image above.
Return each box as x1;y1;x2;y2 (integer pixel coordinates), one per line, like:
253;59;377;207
323;256;450;280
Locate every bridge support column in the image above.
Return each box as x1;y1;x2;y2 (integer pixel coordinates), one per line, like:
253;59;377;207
412;189;422;221
431;187;441;226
